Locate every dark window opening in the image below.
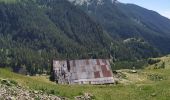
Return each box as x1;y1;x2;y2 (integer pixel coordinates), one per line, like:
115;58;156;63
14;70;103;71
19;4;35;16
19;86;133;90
67;60;70;72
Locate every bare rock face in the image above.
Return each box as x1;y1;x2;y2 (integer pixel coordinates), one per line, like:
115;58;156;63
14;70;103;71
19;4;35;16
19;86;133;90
67;0;118;6
0;79;61;100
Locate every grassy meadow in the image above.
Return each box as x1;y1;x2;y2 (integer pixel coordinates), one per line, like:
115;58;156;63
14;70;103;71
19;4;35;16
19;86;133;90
0;56;170;100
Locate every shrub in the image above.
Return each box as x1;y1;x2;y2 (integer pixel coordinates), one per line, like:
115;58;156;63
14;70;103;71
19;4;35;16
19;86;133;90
148;59;161;65
112;60;147;70
147;74;166;81
1;79;11;86
9;80;18;86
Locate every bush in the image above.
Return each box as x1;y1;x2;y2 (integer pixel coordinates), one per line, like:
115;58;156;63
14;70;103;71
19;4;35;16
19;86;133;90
147;74;166;81
112;60;147;70
9;80;18;86
152;62;165;69
148;59;161;65
1;79;11;86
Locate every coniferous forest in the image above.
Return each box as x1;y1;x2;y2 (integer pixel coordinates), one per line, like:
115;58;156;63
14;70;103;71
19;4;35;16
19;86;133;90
0;0;170;74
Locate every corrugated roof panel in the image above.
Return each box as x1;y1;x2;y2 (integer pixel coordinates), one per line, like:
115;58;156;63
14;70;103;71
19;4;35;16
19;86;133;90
101;65;107;71
86;59;89;65
99;71;104;78
92;59;97;65
81;66;86;72
102;59;107;65
93;66;97;71
96;65;102;71
87;71;94;79
96;59;100;65
106;60;110;65
105;65;109;70
102;70;112;77
85;65;90;72
100;59;106;65
94;71;100;78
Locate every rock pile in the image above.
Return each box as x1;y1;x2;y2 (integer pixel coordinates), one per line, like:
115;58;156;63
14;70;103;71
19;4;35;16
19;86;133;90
0;79;61;100
75;93;94;100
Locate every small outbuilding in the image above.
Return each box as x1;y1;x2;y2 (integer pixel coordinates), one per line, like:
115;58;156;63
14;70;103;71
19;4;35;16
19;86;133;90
53;59;115;84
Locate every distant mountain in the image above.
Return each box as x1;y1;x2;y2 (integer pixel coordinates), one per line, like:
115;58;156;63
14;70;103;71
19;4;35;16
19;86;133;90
68;0;170;53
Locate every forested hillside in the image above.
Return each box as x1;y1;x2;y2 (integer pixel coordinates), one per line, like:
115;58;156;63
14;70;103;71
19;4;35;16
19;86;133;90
0;0;164;74
0;0;112;74
71;0;170;53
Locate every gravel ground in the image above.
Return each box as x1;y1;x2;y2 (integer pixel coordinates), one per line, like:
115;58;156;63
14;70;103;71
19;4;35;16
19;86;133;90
0;79;61;100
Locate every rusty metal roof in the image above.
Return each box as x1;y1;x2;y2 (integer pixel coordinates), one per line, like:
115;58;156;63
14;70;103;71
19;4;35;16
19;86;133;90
53;59;114;84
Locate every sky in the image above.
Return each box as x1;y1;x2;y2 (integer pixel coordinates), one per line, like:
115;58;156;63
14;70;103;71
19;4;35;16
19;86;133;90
119;0;170;19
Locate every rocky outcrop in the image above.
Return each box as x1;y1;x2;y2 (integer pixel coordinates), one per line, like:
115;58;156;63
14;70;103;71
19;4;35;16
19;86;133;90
75;93;95;100
0;79;61;100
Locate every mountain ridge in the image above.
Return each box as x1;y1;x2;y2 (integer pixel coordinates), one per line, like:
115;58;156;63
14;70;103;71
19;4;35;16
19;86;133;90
69;0;170;53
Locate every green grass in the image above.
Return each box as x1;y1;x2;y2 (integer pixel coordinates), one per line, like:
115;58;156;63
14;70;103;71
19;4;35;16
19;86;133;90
1;56;170;99
0;68;170;100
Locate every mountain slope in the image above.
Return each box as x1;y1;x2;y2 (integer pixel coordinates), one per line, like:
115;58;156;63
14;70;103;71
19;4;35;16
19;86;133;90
69;0;170;53
0;0;113;74
0;0;161;74
37;0;112;48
